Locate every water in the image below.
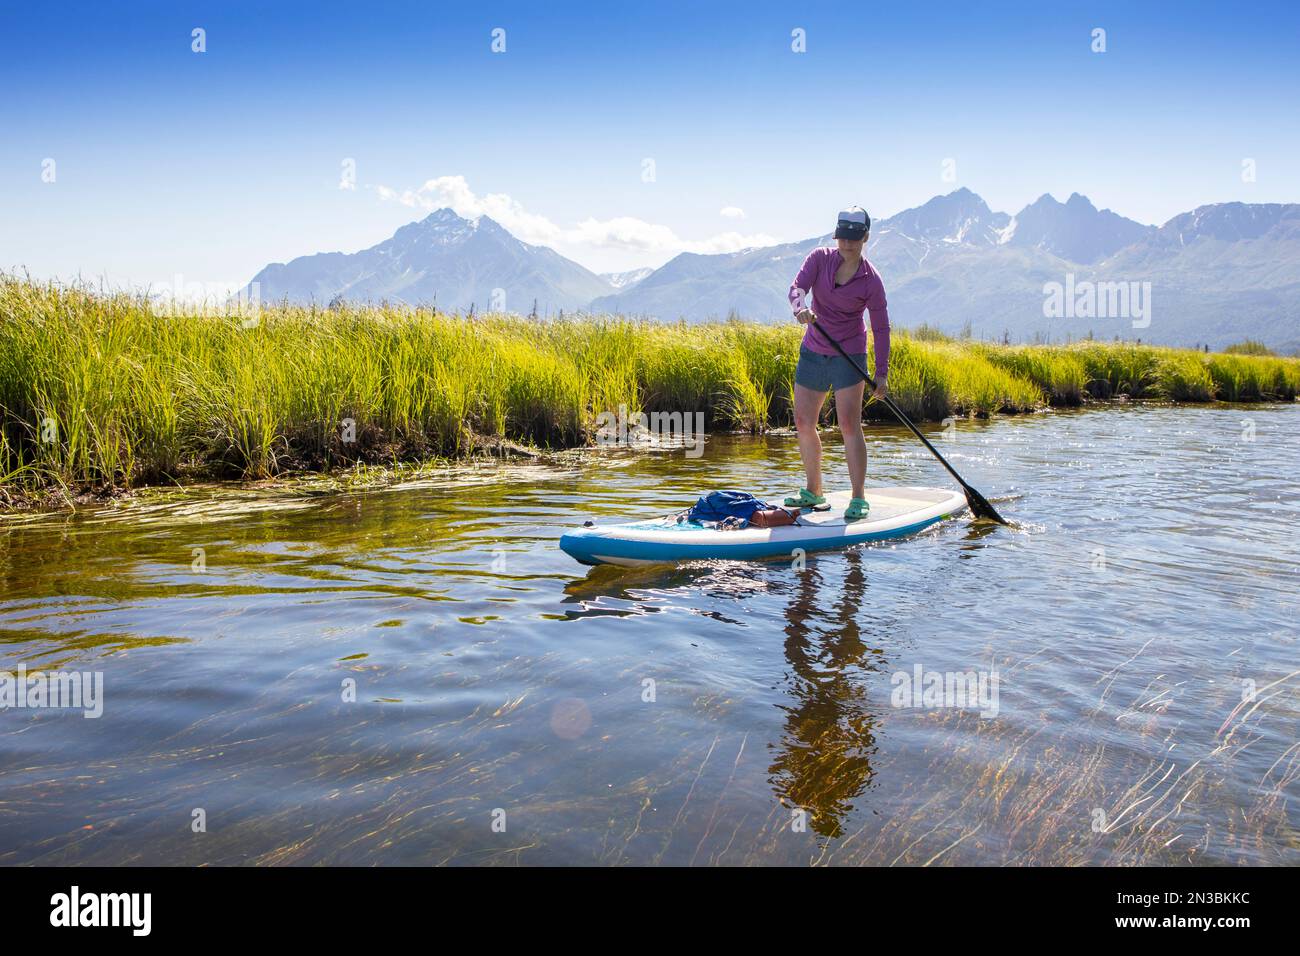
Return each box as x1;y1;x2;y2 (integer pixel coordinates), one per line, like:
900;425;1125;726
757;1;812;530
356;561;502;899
1;404;1297;865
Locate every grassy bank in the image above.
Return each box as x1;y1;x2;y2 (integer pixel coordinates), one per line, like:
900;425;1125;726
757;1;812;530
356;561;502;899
2;277;1297;498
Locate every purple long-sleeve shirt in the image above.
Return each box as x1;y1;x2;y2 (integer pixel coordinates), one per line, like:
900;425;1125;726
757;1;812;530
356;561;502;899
788;246;890;381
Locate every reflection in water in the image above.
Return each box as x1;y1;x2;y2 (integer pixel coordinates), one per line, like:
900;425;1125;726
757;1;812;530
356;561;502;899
771;553;878;838
1;405;1297;865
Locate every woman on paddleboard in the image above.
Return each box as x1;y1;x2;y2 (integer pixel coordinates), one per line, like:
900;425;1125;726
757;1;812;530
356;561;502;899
786;205;890;522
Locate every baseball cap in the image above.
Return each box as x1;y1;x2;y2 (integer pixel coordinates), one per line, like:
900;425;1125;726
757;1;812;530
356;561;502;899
834;206;870;240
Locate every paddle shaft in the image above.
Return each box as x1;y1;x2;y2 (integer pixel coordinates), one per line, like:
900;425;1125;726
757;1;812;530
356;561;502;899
806;318;1007;523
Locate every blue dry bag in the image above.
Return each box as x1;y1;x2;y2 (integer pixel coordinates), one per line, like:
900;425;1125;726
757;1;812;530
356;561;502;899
681;491;773;528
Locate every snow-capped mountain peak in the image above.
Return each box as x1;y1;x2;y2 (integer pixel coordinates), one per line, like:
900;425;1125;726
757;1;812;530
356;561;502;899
242;207;609;313
1001;192;1153;263
885;188;1011;246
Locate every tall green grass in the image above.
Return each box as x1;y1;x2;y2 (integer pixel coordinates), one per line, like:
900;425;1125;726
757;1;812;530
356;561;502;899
1;277;1296;495
970;344;1089;406
1222;339;1276;356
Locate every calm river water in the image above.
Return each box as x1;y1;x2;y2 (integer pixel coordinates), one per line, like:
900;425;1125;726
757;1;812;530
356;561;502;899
1;403;1297;865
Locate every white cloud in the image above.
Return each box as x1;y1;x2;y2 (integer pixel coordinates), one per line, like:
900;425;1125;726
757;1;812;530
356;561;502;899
719;206;745;219
372;175;777;262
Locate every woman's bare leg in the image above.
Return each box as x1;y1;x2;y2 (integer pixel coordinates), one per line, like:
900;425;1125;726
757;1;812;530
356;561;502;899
793;383;827;495
834;380;868;499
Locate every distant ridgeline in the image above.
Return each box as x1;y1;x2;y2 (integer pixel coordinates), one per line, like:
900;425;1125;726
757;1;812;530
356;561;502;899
240;193;1300;354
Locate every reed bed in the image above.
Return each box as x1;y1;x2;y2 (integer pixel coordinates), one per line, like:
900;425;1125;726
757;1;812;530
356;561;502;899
1;276;1296;496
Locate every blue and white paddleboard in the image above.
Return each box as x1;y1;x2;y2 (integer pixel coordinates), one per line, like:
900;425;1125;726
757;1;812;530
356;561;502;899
560;487;968;567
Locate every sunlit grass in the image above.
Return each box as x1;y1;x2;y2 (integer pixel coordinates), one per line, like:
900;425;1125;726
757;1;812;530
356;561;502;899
1;276;1296;495
1222;339;1276;356
972;344;1089;406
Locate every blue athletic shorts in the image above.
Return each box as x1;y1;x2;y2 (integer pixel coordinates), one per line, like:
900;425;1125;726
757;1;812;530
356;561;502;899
794;344;868;393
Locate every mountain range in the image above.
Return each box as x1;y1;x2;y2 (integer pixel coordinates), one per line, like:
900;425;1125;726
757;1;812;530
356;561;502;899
243;189;1300;351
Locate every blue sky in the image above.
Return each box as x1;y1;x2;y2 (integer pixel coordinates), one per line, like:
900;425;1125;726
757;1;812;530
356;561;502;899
2;0;1298;290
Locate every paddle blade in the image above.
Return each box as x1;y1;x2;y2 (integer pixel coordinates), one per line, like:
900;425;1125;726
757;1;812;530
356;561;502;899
963;484;1010;525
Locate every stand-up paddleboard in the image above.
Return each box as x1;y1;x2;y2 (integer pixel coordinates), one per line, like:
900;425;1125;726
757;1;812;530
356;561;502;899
560;487;968;567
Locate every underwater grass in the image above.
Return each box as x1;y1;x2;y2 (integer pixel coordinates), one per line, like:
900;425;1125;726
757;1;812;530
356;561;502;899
1;276;1296;495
